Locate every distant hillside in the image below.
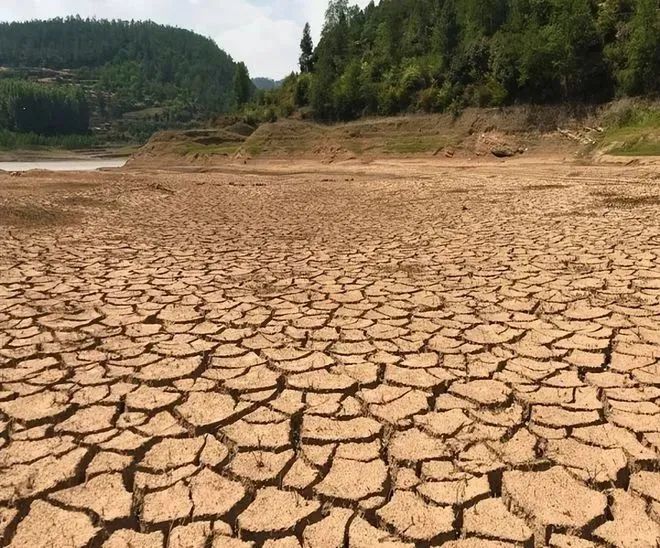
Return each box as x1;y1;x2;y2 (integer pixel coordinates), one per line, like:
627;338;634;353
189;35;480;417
252;77;284;91
0;17;250;142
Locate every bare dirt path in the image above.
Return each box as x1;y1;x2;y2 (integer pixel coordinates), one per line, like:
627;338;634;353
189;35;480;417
0;160;658;547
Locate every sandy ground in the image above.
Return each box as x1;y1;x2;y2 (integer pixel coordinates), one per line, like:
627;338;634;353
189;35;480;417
0;158;659;547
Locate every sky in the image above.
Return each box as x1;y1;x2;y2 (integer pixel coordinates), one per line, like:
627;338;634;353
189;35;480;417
0;0;373;79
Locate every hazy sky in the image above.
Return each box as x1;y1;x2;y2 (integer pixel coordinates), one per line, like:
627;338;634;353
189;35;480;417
0;0;373;79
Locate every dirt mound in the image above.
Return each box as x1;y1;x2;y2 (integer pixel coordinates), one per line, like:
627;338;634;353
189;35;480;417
238;105;604;162
240;120;328;157
224;121;256;137
148;128;245;145
129;128;248;167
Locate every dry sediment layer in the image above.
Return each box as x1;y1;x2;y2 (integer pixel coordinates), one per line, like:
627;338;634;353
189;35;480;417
0;159;658;547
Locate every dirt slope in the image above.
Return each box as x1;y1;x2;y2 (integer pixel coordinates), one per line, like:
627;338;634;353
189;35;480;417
128;127;252;166
128;101;659;167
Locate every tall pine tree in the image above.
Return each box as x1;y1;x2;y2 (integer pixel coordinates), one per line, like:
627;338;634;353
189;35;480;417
232;62;252;107
299;23;315;73
618;0;660;94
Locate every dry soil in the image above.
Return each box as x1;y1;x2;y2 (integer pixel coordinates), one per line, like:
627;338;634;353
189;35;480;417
0;158;658;547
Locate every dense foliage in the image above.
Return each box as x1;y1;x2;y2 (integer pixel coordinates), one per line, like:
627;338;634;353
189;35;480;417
299;23;316;73
0;17;246;129
261;0;659;121
0;79;89;135
0;129;95;149
233;63;253;107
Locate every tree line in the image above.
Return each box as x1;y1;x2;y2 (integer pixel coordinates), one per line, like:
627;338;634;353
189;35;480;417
257;0;659;121
0;17;245;124
0;80;89;135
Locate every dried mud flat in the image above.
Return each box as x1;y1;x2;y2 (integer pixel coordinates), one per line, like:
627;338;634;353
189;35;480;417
0;159;659;548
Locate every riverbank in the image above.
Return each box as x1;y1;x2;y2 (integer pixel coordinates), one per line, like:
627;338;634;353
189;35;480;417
129;101;660;168
0;144;139;163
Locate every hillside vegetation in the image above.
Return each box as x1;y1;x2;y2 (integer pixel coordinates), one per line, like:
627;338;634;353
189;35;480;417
597;102;660;155
255;0;659;122
252;78;284;91
0;18;250;144
0;79;88;135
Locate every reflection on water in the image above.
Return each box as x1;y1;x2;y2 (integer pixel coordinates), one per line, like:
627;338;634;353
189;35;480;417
0;158;127;172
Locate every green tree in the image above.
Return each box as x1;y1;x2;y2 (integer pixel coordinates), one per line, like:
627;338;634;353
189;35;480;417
433;0;460;65
310;57;337;119
320;0;351;72
550;0;611;100
0;79;90;135
402;3;429;58
294;73;312;106
324;0;350;31
0;18;240;117
373;21;396;71
261;0;657;121
617;0;659;94
299;23;315;73
597;0;634;42
459;0;508;40
232;62;253;107
333;59;363;119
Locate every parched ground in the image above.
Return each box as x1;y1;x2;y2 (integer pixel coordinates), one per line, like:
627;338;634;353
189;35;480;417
0;159;659;547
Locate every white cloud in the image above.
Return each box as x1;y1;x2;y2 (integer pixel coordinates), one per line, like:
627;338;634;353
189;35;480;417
0;0;374;79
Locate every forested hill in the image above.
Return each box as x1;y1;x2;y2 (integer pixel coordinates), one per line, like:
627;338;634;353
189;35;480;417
0;18;249;139
269;0;659;121
252;78;284;91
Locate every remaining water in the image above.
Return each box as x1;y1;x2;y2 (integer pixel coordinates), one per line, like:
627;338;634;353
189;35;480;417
0;158;127;172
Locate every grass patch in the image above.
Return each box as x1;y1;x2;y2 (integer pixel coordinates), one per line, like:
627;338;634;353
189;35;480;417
245;142;265;156
601;105;660;156
343;139;365;155
608;139;660;156
0;129;96;150
175;142;240;156
383;136;448;154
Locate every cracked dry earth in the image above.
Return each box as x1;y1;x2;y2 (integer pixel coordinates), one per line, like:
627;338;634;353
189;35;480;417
0;160;659;548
